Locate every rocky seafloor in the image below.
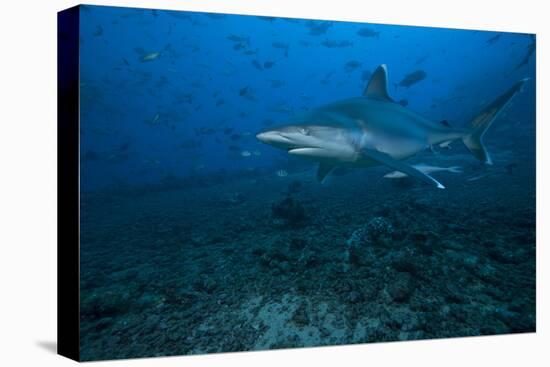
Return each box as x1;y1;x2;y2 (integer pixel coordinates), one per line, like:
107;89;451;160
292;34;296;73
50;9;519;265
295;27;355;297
79;158;536;361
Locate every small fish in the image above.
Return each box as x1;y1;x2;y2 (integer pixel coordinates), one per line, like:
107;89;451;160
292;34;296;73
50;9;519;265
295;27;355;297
306;20;332;36
357;27;380;38
257;16;277;22
466;172;491;182
205;13;225;19
241;150;252;157
384;164;462;179
195;127;216;135
321;39;353;48
398;99;409;107
276;169;289;177
508;34;535;74
339;40;353;48
486;33;502;46
227;34;250;44
140;52;161;62
439;141;453;149
414;54;429;65
179;139;201;149
166;12;192;21
272;42;289;57
269;79;285;88
253;150;262;156
268;102;293;114
344;60;362;72
251;60;263;70
263;61;275;69
397;70;427;88
82;150;99;161
239;86;256;101
147;113;160;125
93;25;103;37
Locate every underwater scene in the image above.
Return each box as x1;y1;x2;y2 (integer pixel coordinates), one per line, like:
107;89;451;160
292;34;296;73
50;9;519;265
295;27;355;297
77;5;536;361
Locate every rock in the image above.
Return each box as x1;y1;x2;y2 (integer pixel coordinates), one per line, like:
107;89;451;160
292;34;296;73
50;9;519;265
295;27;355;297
286;180;303;195
346;290;364;304
346;227;368;248
196;275;217;293
291;302;310;326
278;260;291;274
494;306;519;326
290;237;307;250
387;273;413;303
391;257;418;275
271;197;307;227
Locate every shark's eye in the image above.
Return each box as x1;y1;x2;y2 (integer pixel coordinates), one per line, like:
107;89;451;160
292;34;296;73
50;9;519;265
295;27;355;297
300;128;309;135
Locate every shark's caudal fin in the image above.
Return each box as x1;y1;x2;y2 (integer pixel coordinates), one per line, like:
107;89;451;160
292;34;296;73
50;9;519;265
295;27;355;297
463;78;529;164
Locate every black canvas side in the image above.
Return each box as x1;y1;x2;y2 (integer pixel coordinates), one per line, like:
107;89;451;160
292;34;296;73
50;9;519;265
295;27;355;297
57;5;80;362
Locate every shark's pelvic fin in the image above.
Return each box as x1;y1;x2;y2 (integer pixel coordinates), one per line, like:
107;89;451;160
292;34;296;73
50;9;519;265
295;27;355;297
317;163;335;182
360;148;445;189
463;78;529;165
363;64;393;102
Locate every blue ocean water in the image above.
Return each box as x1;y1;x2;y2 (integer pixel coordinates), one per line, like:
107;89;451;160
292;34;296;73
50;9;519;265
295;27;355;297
77;5;535;361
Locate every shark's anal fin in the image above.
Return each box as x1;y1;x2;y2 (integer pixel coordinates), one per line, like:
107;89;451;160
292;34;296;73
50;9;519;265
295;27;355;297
363;64;393;102
317;163;335;183
361;148;445;189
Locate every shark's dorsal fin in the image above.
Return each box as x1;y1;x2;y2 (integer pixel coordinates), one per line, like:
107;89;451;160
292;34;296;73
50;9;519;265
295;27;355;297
363;64;393;102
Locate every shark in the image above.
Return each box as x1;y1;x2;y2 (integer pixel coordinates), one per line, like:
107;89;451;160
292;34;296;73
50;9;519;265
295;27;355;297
256;64;528;189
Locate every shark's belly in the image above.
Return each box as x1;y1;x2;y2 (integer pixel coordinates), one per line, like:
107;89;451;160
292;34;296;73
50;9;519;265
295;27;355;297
360;128;428;160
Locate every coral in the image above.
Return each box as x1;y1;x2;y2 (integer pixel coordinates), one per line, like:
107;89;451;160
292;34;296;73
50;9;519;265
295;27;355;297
344;216;394;269
78;156;535;360
387;272;414;303
366;216;394;241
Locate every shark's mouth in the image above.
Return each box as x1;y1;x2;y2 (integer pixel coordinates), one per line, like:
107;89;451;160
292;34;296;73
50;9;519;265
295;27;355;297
287;145;322;153
287;147;329;157
287;147;312;153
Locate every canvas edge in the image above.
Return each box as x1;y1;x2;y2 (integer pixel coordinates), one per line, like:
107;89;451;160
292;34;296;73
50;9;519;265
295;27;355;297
57;4;81;362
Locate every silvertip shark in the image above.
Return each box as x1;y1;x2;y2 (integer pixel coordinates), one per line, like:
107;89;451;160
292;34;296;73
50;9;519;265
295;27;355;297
256;64;529;189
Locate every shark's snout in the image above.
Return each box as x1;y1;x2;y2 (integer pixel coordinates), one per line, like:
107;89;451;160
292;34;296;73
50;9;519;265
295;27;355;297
256;131;290;145
255;131;271;143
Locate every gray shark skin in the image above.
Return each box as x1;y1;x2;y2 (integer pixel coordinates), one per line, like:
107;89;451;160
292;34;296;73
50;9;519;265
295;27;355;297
257;64;528;188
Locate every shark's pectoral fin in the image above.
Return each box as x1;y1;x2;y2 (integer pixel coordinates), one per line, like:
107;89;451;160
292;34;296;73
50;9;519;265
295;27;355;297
317;163;335;183
360;148;445;189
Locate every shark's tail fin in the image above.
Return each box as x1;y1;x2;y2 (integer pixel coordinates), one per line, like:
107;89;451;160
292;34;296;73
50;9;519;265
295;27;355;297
462;78;529;164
